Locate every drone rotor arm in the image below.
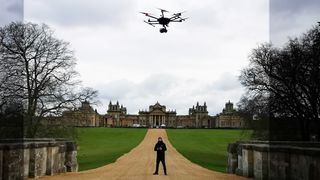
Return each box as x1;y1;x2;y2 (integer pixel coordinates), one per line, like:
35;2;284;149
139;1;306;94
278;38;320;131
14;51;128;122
170;17;188;22
144;21;160;27
170;16;180;20
147;20;158;22
139;12;158;19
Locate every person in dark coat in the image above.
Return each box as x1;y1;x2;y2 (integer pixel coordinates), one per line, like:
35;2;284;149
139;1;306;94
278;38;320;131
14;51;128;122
153;137;167;175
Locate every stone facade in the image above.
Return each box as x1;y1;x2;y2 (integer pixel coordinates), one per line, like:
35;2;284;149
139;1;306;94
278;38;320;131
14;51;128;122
0;139;77;179
106;101;212;128
45;101;104;127
227;141;320;180
47;101;246;129
215;101;245;128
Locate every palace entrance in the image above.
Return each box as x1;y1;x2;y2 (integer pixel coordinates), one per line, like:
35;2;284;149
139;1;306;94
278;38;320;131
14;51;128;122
150;115;165;127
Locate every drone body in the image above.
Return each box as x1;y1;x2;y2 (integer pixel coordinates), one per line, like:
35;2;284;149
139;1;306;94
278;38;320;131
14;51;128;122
140;8;187;33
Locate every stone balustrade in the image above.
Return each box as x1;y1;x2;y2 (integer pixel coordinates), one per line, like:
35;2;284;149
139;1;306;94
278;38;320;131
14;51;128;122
0;139;78;180
227;141;320;180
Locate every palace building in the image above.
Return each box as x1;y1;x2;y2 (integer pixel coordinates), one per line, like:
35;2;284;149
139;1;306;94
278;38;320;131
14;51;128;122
106;101;212;128
105;101;246;128
47;100;246;129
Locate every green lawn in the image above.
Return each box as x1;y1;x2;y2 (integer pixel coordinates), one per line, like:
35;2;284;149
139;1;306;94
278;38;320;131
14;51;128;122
166;129;251;172
76;128;147;171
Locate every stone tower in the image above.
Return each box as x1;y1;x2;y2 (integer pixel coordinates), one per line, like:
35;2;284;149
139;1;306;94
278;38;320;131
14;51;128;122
107;101;127;127
189;102;209;128
223;100;235;113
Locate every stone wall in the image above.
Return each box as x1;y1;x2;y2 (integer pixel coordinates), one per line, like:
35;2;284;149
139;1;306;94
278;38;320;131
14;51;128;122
0;139;78;180
227;141;320;180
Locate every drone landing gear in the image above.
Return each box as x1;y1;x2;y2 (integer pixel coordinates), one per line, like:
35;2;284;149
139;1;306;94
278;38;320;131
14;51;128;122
160;28;168;33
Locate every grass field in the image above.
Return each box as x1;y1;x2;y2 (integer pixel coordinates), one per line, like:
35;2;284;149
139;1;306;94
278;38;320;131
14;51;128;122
76;128;147;171
167;129;251;172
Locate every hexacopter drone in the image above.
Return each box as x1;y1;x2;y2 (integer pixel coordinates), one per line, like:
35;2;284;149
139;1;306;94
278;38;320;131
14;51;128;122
140;8;188;33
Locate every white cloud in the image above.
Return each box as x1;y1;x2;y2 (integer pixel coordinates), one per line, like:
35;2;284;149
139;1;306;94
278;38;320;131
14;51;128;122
24;0;136;28
270;0;320;46
93;73;244;115
0;0;23;26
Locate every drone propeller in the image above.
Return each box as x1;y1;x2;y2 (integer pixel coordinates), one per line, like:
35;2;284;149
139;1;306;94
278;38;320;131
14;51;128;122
144;21;155;27
173;11;186;16
140;12;150;15
157;8;169;13
180;17;189;21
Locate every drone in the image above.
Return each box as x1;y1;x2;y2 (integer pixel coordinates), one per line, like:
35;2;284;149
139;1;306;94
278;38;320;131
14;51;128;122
140;8;188;33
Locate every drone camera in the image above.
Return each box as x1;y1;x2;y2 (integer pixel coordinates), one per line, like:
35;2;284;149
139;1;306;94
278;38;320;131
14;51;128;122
160;28;168;33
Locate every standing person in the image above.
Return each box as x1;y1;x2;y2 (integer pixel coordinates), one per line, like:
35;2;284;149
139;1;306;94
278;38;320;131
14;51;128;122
153;137;167;175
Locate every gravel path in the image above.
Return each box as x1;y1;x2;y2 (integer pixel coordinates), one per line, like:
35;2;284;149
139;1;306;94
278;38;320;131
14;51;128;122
40;129;247;180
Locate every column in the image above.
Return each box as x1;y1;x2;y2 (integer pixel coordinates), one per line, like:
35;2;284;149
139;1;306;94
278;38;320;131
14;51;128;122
242;147;253;177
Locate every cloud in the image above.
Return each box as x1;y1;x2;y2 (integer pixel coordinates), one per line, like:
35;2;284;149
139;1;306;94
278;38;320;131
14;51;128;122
0;0;23;26
25;0;135;27
92;73;243;116
24;0;269;116
270;0;320;46
210;72;242;91
270;0;320;15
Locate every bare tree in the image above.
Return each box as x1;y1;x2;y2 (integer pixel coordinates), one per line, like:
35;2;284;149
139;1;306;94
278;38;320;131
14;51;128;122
0;22;97;137
239;25;320;141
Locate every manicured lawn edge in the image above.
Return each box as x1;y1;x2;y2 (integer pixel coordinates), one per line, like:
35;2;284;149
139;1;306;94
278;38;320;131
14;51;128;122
166;129;251;172
76;128;147;171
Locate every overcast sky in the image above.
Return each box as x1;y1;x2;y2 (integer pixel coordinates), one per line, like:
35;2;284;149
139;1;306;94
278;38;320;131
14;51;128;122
1;0;319;115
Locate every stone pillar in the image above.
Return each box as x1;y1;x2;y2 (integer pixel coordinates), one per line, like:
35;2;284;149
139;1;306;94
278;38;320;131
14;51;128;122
242;146;254;177
65;141;78;172
29;144;48;178
236;153;243;175
227;143;238;173
46;142;60;176
23;148;30;178
58;143;67;173
253;149;269;180
0;146;3;179
2;145;25;180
